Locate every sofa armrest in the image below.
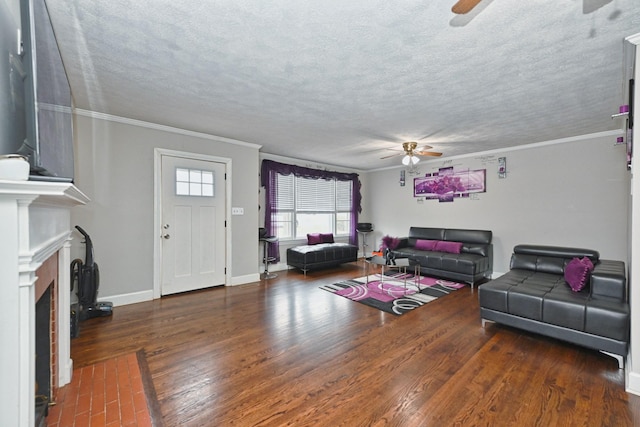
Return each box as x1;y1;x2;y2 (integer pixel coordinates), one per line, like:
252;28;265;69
590;260;626;302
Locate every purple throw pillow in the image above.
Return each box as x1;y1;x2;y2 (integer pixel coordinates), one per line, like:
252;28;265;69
581;256;594;272
320;233;334;243
307;233;322;245
564;257;591;292
435;240;463;254
415;239;438;251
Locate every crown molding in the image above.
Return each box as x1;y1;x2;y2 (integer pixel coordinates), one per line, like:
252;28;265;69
75;109;262;150
626;32;640;46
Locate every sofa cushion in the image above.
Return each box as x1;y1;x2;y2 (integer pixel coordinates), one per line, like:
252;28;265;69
513;245;600;262
463;243;490;257
415;239;438;251
511;253;566;275
396;248;484;275
585;299;630;341
320;233;334;243
408;227;445;243
443;228;492;245
435;240;463;254
543;287;587;331
307;233;322;245
564;257;592;292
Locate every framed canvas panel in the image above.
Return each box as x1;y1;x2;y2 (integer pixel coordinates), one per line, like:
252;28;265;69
414;168;486;202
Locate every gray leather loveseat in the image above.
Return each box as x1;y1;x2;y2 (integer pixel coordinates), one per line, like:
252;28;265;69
390;227;493;288
479;245;629;368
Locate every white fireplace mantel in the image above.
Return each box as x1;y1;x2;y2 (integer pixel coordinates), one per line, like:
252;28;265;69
0;180;89;427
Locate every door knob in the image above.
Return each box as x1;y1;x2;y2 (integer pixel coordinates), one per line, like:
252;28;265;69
163;224;170;229
161;233;170;239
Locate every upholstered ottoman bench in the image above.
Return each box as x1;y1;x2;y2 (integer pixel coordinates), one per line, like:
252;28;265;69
287;242;358;275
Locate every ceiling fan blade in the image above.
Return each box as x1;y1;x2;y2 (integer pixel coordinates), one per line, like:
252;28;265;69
380;151;404;159
415;151;443;157
451;0;482;14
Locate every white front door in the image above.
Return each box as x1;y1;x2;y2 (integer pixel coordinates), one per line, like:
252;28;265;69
160;154;226;295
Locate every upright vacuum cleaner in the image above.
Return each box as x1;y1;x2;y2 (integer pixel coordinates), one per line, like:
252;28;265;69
71;226;113;323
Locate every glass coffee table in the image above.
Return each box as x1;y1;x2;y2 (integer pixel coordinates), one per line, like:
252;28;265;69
365;255;421;290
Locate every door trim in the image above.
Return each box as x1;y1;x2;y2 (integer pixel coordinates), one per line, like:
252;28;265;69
153;148;232;299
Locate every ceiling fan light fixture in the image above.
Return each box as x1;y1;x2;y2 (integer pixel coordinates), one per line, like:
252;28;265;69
402;154;420;166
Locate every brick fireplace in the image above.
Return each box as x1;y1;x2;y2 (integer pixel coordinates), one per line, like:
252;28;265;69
34;253;59;426
0;181;88;427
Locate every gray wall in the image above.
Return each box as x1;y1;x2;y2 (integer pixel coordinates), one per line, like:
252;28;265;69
70;112;629;303
362;133;629;275
71;112;260;301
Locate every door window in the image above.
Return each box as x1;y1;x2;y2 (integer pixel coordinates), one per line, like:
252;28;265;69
175;168;215;197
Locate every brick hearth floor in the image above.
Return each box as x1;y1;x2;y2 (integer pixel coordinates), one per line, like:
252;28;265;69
47;353;153;427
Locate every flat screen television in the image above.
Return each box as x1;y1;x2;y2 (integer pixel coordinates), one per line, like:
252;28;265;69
0;0;74;182
0;2;26;160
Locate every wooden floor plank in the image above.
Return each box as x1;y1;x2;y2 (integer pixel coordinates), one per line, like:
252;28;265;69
71;263;640;426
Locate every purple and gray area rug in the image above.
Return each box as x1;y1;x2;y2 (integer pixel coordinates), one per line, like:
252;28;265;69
320;273;466;315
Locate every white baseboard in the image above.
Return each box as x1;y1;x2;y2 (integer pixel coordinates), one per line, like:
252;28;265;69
98;290;154;307
627;370;640;396
255;262;290;273
271;262;290;272
98;273;266;303
230;273;261;286
60;358;73;388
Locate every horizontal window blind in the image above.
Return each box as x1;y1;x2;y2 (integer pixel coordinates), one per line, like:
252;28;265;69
296;178;335;212
275;174;294;210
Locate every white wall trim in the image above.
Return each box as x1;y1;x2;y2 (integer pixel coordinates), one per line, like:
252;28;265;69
626;32;640;45
153;148;233;299
98;290;154;307
230;273;261;286
626;31;640;398
263;262;290;273
628;371;640;396
75;108;262;150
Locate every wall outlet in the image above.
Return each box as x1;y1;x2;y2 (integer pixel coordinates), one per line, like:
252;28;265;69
231;207;244;215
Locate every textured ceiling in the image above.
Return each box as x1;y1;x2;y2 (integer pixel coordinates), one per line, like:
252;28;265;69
45;0;640;170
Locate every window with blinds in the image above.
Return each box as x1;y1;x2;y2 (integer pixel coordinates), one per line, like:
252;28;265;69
272;173;352;240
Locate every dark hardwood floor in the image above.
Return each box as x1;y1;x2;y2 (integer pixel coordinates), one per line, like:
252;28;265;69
71;262;640;426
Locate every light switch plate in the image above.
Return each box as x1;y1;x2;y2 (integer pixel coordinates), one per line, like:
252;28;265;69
231;207;244;215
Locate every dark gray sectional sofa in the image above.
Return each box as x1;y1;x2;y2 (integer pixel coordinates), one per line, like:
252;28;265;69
479;245;629;368
391;227;493;288
287;243;358;275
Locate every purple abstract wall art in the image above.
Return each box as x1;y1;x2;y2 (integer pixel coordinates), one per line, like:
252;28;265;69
414;167;486;202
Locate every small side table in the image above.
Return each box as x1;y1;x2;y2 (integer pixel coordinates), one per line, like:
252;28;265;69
365;256;420;290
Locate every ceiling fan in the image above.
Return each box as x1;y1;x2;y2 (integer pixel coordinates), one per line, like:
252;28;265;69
451;0;482;14
380;141;443;164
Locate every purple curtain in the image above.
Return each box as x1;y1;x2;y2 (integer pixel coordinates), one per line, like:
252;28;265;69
260;160;362;262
